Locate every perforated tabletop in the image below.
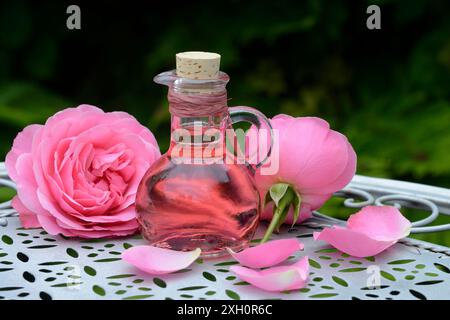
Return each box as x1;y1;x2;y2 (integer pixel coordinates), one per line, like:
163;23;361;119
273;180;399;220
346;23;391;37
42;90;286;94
1;217;449;300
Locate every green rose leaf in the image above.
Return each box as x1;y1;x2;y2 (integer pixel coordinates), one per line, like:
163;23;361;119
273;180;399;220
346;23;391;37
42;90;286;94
261;183;302;243
269;183;289;207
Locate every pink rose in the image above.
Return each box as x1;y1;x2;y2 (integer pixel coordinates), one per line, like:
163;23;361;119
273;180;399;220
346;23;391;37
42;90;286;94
252;115;357;241
6;105;160;238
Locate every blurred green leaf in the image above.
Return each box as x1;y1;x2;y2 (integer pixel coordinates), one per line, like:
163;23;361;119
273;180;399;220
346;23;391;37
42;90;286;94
0;83;69;127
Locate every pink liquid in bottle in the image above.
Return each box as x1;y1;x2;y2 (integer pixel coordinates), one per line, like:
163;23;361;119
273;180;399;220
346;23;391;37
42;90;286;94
136;152;260;257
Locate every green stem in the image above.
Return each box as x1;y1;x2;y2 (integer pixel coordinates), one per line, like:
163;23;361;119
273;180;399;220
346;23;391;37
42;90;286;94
261;206;283;243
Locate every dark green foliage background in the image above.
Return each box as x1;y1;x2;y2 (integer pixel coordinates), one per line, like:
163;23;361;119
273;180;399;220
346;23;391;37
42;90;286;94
0;1;449;244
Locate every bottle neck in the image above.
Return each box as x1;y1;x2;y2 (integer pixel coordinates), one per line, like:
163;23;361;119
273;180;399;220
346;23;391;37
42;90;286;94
167;87;228;117
160;73;231;162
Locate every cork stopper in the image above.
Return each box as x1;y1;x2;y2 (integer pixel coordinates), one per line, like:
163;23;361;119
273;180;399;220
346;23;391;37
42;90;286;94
176;51;221;80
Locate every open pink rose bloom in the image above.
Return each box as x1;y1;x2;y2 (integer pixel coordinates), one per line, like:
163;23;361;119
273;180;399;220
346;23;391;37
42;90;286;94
314;206;412;257
6;105;160;238
249;114;357;241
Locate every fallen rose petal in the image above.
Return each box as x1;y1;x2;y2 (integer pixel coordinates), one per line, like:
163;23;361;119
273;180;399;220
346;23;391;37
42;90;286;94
347;205;411;241
313;206;412;257
313;227;397;258
122;246;201;275
227;239;304;268
230;256;309;292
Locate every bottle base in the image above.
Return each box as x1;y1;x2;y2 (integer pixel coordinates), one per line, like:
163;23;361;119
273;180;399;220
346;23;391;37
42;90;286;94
143;232;251;258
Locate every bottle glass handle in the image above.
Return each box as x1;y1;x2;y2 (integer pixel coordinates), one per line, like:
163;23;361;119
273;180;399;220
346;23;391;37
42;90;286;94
228;106;273;169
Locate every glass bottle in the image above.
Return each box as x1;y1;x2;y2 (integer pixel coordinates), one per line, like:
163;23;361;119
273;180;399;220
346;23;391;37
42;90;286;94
136;55;272;258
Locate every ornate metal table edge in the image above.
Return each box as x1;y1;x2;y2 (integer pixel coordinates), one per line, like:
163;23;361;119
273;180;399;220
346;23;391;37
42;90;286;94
330;174;450;234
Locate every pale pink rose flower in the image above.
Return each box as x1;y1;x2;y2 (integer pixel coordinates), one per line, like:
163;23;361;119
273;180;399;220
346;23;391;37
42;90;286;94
251;115;357;241
6;105;160;238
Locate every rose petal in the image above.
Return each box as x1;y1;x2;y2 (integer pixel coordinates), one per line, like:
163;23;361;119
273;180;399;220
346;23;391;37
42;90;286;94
313;227;396;258
64;226;137;238
122;246;201;275
14;153;47;215
227;239;304;268
5;124;42;181
230;256;309;292
37;214;75;237
347;206;411;241
313;206;411;257
12;196;41;228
